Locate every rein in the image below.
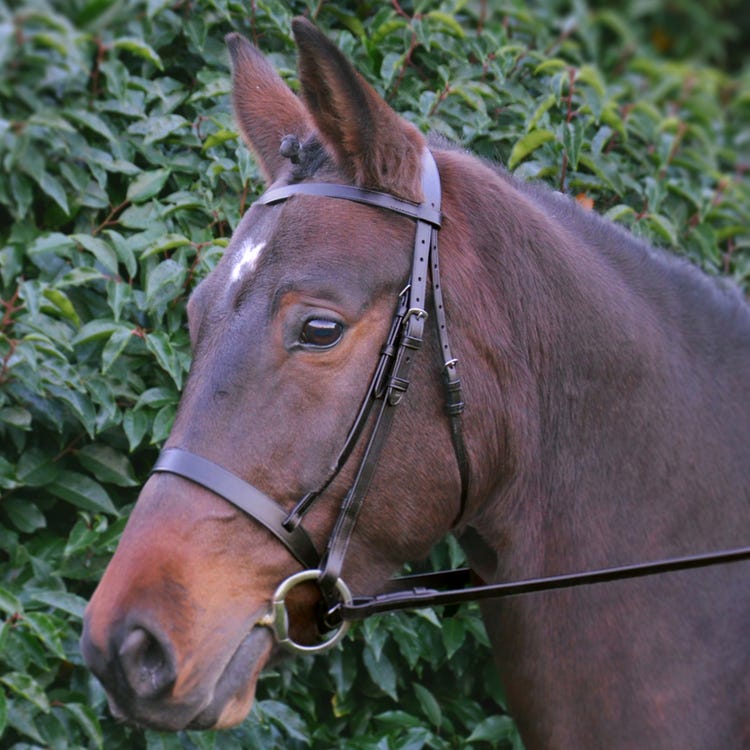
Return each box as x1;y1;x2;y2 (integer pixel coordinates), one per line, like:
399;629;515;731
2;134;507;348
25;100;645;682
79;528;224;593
152;148;750;654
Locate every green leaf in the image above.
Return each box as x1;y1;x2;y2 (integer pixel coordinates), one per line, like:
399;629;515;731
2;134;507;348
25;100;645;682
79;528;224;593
46;385;98;437
145;330;184;386
2;498;46;533
16;448;61;487
145;730;185;750
508;129;556;170
441;617;466;659
29;589;88;619
256;700;310;744
23;611;66;659
101;327;135;373
35;171;70;214
1;672;50;713
71;234;119;274
644;213;678;246
41;288;81;325
76;443;138;486
577;64;606;97
113;37;163;69
535;58;568;74
151;403;176;444
145;259;186;311
134;386;176;410
374;710;423;730
562;119;585;171
27;232;75;259
527;92;557;131
47;470;118;514
201;128;237;151
0;455;18;489
126;168;171;203
73;319;132;346
0;586;23;616
413;683;442;729
65;108;116;142
5;698;46;744
123;409;151;451
140;232;192;259
128;115;189;145
604;204;636;223
363;647;398;700
59;267;106;287
64;703;104;750
425;11;465;37
467;714;517;743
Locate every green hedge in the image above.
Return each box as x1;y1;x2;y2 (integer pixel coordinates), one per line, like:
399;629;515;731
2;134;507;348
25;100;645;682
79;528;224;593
0;1;747;748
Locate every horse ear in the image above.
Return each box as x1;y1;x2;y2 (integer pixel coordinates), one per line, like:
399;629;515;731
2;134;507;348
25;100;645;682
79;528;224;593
226;33;312;183
291;17;426;202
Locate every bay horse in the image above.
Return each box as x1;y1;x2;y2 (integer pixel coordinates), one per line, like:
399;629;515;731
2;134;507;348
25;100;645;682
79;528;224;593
81;18;750;748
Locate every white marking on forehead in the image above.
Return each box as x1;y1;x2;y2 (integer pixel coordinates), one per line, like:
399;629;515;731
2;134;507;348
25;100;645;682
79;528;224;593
230;238;266;283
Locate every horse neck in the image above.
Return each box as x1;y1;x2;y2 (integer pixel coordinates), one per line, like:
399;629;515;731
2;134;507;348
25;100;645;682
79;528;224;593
439;151;750;578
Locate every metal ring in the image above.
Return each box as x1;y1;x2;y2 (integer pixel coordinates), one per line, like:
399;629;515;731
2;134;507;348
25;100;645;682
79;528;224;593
257;570;352;655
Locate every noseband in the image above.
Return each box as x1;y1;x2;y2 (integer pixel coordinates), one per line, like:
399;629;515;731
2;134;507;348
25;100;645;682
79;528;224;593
151;149;750;654
153;148;471;651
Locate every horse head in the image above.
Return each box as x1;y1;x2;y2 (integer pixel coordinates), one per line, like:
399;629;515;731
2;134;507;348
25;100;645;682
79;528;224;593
80;18;467;731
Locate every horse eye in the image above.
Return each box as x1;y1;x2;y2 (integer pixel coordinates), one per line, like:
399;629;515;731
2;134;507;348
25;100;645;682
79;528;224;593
299;318;344;349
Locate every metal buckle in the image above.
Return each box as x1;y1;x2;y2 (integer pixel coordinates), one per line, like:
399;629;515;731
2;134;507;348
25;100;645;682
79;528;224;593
257;570;352;654
404;307;428;323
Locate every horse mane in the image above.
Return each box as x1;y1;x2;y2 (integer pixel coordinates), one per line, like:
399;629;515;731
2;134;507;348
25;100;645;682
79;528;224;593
278;128;749;340
520;176;748;319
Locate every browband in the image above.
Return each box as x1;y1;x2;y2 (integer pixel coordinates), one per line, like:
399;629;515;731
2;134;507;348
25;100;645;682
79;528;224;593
255;182;442;227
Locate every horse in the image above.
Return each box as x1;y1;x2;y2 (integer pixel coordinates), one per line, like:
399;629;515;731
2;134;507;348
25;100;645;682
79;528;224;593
80;17;750;748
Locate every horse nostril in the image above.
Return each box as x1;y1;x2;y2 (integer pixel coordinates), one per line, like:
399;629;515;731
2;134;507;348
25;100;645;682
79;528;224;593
118;626;176;699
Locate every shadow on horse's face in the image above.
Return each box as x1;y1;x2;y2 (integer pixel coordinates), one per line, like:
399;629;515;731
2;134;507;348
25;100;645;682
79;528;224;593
81;20;463;730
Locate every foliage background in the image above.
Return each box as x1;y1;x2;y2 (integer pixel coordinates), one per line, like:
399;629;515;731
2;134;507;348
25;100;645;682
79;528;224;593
0;0;748;748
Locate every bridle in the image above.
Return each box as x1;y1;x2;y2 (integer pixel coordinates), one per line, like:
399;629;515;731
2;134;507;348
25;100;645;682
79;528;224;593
154;149;469;651
152;148;750;654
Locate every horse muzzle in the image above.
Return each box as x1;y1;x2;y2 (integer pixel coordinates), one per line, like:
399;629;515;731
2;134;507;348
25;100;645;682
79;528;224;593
80;610;274;730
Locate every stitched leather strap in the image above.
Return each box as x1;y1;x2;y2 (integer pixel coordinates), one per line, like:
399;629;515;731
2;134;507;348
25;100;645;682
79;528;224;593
315;151;445;605
332;546;750;622
429;216;469;518
255;182;442;227
152;448;320;570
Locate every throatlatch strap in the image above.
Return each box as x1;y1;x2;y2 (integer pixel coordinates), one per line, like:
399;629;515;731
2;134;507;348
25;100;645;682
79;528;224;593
428;216;469;517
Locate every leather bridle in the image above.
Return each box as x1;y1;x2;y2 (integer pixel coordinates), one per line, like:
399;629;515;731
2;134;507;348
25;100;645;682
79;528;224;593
152;148;750;654
153;149;470;651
